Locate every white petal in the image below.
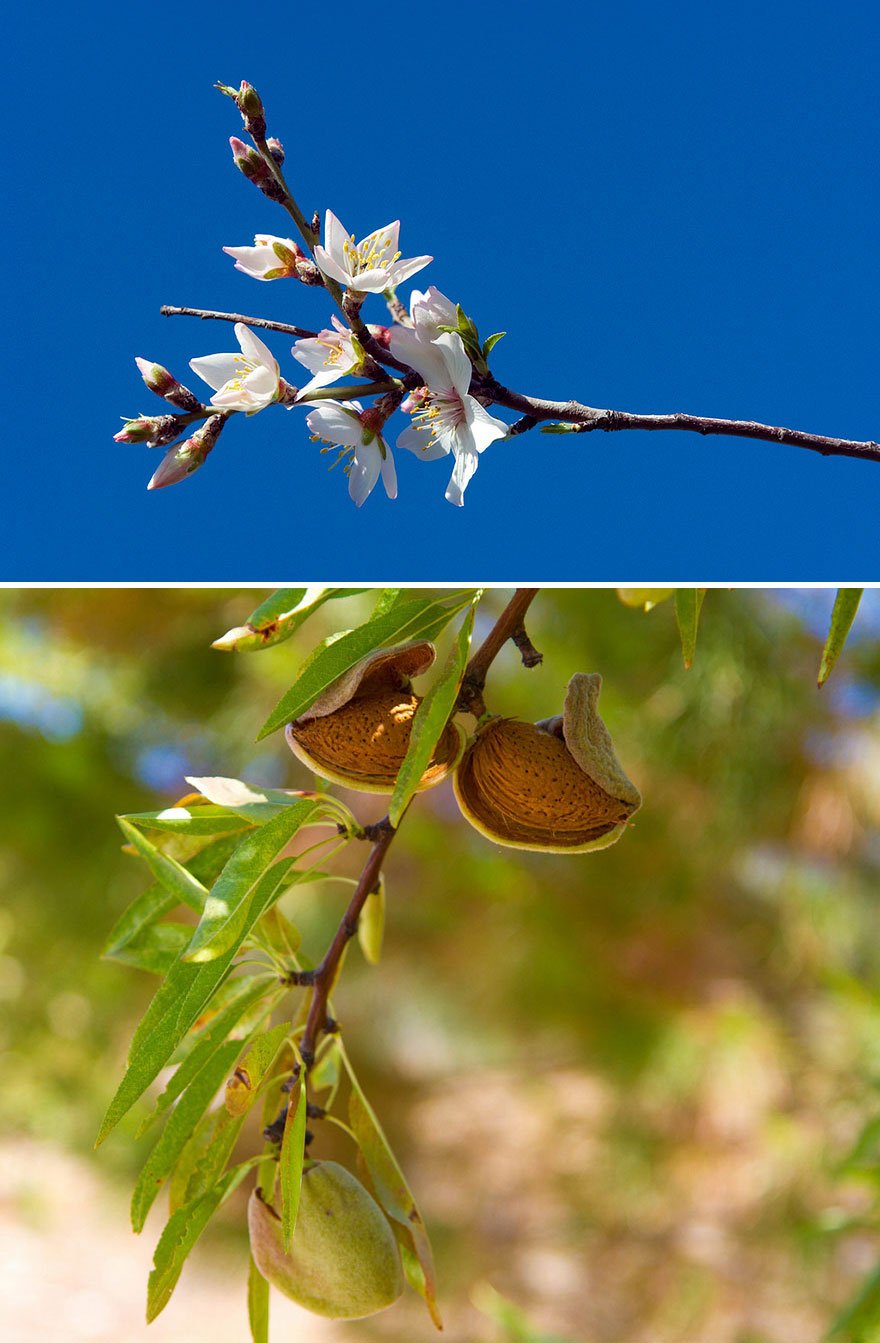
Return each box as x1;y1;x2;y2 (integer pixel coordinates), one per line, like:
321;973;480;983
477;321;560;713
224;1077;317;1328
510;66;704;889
445;446;480;506
314;246;351;287
344;267;393;294
235;324;277;372
306;402;364;447
189;352;240;391
380;444;398;499
396;425;450;459
434;332;473;399
242;364;279;399
464;397;509;452
324;209;349;262
387;254;432;287
348;441;381;506
389;328;451;389
222;244;273;276
359;219;400;257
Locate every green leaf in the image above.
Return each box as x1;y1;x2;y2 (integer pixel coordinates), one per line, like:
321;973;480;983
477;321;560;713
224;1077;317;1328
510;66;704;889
818;588;863;687
183;800;317;963
122;806;255;836
482;331;506;357
358;876;385;966
107;922;193;975
143;977;274;1133
388;596;478;826
257;590;477;739
280;1081;308;1252
248;1254;270;1343
309;1038;341;1100
116;817;210;912
131;1035;247;1232
341;1042;441;1328
827;1262;880;1339
212;587;368;652
146;1161;257;1322
104;833;242;957
96;861;292;1146
674;588;706;670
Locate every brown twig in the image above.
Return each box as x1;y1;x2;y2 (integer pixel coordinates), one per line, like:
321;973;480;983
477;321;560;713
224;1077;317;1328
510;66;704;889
299;820;397;1069
161;306;317;340
483;377;880;466
458;588;542;718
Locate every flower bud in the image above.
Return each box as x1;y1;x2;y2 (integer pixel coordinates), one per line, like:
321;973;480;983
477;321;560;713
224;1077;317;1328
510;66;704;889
147;414;225;490
286;642;464;793
236;81;266;139
114;414;185;448
248;1163;403;1319
454;673;641;853
134;358;203;413
229;138;284;202
266;136;285;165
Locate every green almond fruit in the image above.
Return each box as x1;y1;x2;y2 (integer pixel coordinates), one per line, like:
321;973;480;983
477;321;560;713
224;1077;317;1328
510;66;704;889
248;1161;404;1319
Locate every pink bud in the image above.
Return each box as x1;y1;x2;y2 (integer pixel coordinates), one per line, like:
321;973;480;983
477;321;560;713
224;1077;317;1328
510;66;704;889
147;415;225;490
134;357;202;412
366;324;392;348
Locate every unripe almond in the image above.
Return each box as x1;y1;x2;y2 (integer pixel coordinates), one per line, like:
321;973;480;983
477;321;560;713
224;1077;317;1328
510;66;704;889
248;1162;403;1319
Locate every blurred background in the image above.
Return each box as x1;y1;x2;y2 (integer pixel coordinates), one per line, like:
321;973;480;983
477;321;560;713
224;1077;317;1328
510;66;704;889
2;587;880;1342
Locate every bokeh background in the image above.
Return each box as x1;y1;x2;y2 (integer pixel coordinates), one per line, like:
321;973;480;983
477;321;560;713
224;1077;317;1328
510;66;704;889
7;0;880;579
3;586;880;1342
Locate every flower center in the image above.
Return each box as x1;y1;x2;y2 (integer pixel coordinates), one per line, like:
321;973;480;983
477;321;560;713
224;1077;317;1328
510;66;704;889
342;231;401;277
410;385;465;447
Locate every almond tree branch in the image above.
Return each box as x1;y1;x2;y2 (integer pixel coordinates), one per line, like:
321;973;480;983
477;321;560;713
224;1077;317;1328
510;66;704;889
458;588;542;718
161;305;317;339
483;377;880;465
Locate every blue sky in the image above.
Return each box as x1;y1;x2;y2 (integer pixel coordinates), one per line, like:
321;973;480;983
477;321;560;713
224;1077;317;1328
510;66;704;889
7;1;880;581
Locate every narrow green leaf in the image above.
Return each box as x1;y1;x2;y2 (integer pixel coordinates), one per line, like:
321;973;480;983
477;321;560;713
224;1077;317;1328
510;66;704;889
104;833;242;957
341;1043;441;1328
213;587;369;652
257;590;477;739
827;1262;880;1338
183;801;317;963
122;806;255;836
116;817;209;911
107;923;193;975
309;1039;341;1101
131;1035;246;1232
280;1082;308;1252
818;588;863;687
248;1254;270;1343
674;588;706;670
358;876;385;966
143;977;274;1132
388;597;478;826
482;331;506;357
96;861;292;1146
146;1161;257;1322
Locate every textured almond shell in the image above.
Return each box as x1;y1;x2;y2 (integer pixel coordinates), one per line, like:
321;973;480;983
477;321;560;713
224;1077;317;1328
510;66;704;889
287;689;465;794
454;673;640;853
296;641;436;723
248;1163;403;1320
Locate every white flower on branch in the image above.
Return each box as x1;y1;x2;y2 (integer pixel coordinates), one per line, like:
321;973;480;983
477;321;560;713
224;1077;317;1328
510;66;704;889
390;329;508;506
222;234;303;281
293;317;363;396
306;400;398;507
314;210;431;294
409;285;458;339
189;323;283;413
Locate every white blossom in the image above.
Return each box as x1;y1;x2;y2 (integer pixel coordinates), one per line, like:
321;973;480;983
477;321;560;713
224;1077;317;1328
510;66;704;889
306;401;397;507
314;210;431;294
189;324;282;413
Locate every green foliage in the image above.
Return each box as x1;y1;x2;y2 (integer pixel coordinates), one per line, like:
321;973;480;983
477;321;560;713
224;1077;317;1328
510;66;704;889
280;1080;308;1252
674;587;706;669
819;588;864;687
257;588;477;738
388;593;478;825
